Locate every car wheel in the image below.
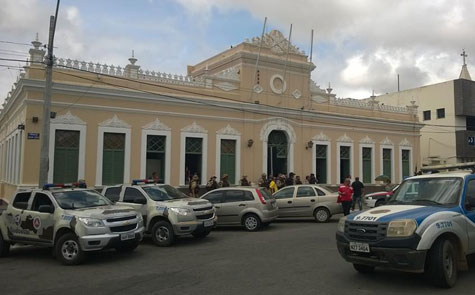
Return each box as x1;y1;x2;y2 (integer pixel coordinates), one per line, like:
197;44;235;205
0;232;10;257
192;230;211;239
375;200;384;207
243;214;262;232
314;207;330;223
55;233;86;265
426;238;458;288
353;263;375;273
151;221;175;247
115;240;140;253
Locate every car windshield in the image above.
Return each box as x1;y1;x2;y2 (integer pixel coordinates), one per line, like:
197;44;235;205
258;188;273;200
53;190;111;209
142;185;186;201
387;177;462;206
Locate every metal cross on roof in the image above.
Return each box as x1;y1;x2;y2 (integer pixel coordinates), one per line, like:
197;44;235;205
461;49;468;65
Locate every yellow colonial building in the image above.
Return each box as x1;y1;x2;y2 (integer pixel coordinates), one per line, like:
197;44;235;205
0;30;423;201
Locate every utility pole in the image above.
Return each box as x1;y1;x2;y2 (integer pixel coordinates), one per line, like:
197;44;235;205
38;0;60;187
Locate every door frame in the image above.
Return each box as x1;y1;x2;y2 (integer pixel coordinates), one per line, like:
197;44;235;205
312;140;332;184
359;143;375;184
140;129;171;184
216;134;241;185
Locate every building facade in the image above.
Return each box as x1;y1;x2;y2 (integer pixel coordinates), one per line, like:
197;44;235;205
0;30;422;201
376;57;474;166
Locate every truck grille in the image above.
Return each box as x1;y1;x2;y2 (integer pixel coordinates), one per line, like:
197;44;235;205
110;224;137;233
193;206;213;212
106;215;136;223
345;221;387;242
196;213;214;220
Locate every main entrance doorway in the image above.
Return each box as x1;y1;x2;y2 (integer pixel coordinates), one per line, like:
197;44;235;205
267;130;288;177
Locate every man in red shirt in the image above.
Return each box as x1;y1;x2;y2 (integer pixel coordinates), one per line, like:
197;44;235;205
338;178;354;216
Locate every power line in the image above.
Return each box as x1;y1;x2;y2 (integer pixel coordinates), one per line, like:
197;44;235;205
0;40;33;46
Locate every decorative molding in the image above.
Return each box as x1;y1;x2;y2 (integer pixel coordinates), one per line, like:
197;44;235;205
99;114;130;128
259;118;296;143
142;118;171;131
399;138;412;147
253;84;264;94
181;121;207;134
217;124;241;136
313;132;331;142
359;135;374;144
51;111;86;125
213;65;240;81
214;82;238;91
380;136;394;146
270;74;287;94
292;89;302;99
337;133;353;143
245;30;305;56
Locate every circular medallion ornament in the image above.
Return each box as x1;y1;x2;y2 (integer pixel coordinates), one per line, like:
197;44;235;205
270;74;287;94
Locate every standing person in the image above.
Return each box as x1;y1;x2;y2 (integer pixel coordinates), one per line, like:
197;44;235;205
276;174;285;189
309;173;317;184
240;175;250;186
206;176;218;192
338;178;354;216
305;175;310;184
219;174;230;187
189;175;200;198
268;177;278;194
258;173;268;188
351;177;365;211
295;176;303;185
286;172;295;186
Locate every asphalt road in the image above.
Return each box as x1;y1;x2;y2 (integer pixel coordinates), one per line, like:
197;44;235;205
1;215;474;295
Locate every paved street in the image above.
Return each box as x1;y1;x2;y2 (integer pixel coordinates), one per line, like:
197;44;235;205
1;215;474;295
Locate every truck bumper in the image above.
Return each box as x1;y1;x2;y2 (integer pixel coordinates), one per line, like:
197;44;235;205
336;232;427;273
173;216;218;236
79;227;144;251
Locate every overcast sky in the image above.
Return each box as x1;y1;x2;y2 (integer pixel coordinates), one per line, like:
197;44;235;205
0;0;474;105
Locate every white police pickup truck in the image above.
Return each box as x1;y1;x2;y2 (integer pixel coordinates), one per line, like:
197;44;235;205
336;171;475;288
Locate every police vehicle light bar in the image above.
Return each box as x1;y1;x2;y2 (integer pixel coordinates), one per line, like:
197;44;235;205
42;182;87;190
132;179;157;185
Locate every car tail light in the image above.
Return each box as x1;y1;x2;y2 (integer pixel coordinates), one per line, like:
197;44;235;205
256;189;266;205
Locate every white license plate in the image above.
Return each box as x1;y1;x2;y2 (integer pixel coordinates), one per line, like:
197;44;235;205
204;220;214;227
349;242;370;253
120;232;135;241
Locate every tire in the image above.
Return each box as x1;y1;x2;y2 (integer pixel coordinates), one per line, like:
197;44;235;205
55;233;86;265
426;238;458;288
353;263;375;273
115;240;139;253
192;230;210;239
375;200;383;207
0;232;10;257
314;207;331;223
243;214;262;232
151;221;175;247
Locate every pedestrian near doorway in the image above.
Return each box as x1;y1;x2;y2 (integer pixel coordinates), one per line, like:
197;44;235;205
309;173;317;184
338;178;353;216
286;172;295;186
305;175;310;184
276;174;285;189
206;176;218;192
268;177;278;194
258;173;268;188
240;175;250;186
351;177;364;211
295;176;302;185
189;175;200;198
220;174;230;187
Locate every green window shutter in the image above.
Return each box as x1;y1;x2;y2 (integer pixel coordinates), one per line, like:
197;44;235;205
340;146;351;183
220;139;236;184
315;145;327;184
362;147;372;183
383;148;392;179
402;149;410;179
102;133;125;185
146;135;166;182
53;130;80;183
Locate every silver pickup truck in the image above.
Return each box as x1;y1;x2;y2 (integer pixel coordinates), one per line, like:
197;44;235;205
0;184;144;265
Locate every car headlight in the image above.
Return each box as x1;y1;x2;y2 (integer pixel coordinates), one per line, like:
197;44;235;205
136;214;143;222
366;197;372;200
78;217;104;227
387;219;417;237
169;207;192;216
337;217;347;232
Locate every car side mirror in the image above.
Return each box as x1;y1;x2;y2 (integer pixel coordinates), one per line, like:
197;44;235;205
134;197;147;204
38;204;54;214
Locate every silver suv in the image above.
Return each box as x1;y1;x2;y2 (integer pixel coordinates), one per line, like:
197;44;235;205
200;187;278;231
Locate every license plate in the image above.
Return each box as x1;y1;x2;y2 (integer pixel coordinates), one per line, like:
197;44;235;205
120;232;135;241
204;220;214;227
349;242;370;253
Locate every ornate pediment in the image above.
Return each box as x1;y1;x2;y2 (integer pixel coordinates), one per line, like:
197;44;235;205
214;82;238;91
380;137;394;146
359;136;374;144
181;121;207;134
142;118;170;131
99;115;130;128
399;138;412;147
337;133;353;143
245;30;305;56
313;132;331;142
217;124;241;136
51;111;85;125
213;65;240;81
